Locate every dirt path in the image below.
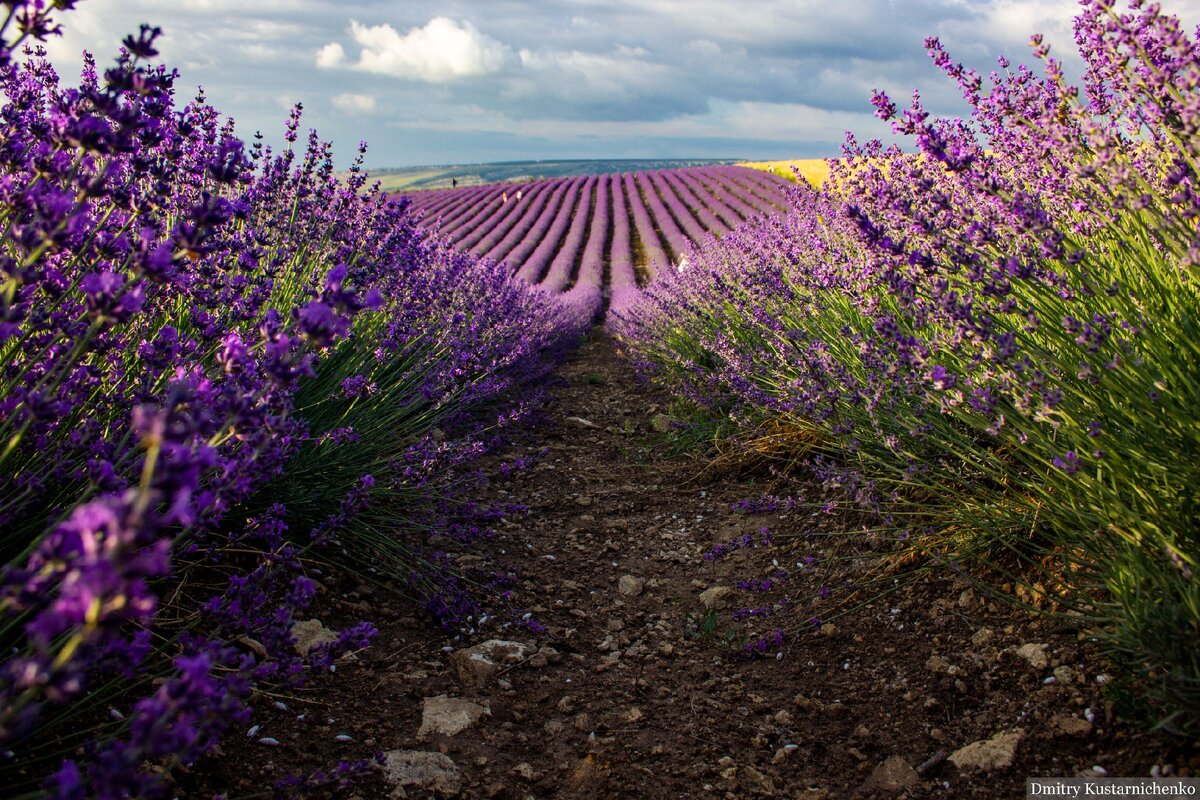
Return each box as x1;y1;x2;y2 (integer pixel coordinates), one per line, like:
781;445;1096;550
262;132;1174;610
192;335;1194;799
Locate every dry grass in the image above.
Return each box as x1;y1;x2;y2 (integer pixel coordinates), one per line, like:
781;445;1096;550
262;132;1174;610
690;416;823;485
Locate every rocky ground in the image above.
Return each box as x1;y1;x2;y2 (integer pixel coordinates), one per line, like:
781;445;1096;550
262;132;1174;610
189;334;1197;799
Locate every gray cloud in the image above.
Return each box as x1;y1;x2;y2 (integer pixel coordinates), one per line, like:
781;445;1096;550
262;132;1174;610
38;0;1200;168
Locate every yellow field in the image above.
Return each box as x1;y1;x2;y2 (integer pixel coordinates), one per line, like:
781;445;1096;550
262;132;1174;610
739;159;832;186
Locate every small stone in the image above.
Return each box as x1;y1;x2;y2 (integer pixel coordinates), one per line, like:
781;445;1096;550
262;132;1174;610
528;653;548;668
565;416;597;429
448;640;531;689
1014;643;1049;670
557;696;576;714
819;623;837;637
970;627;995;646
650;414;675;433
622;707;644;723
699;586;734;610
1050;714;1093;737
512;762;539;781
948;728;1025;773
575;495;593;507
774;710;793;726
417;696;489;740
862;756;919;792
926;654;952;674
618;575;644;597
657;642;674;657
377;750;462;797
290;619;340;656
573;713;591;732
544;720;565;737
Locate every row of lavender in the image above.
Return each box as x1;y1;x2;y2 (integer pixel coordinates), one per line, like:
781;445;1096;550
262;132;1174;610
0;8;582;797
616;1;1200;733
403;165;790;318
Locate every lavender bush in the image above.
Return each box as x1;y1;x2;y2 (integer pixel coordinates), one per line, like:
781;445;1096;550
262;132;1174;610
616;0;1200;732
0;4;581;795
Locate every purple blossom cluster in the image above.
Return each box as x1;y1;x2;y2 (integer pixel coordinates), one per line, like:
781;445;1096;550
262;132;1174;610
703;526;774;561
616;0;1200;731
0;8;581;794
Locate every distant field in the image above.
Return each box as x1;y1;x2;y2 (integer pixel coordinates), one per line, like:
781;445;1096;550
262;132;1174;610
740;159;832;186
369;158;744;193
404;165;792;318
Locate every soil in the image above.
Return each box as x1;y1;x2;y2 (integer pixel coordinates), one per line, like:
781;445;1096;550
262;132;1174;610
187;334;1197;799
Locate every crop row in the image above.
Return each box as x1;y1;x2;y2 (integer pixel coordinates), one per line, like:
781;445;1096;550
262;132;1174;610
404;166;791;318
613;2;1200;733
0;11;584;796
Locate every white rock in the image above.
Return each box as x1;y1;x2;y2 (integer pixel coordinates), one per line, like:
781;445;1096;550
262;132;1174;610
417;695;489;740
448;640;531;689
948;728;1025;773
618;575;645;597
290;619;339;656
1014;643;1049;670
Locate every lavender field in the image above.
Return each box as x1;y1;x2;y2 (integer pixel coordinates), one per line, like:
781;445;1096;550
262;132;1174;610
403;166;791;319
1;0;1198;797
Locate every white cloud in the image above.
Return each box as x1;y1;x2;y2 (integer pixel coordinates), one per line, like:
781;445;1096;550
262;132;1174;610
332;92;377;114
315;41;344;68
324;17;509;82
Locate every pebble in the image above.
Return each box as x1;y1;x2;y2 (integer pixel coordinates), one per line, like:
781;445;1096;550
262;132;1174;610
617;575;644;596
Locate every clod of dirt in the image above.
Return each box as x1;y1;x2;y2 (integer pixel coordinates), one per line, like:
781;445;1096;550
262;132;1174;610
698;585;734;610
377;750;462;798
617;574;644;596
1014;643;1049;669
948;728;1025;773
742;765;776;795
862;755;919;793
417;695;490;740
1050;714;1094;737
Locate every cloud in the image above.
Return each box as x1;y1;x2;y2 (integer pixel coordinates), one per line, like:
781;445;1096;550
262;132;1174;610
316;41;344;68
36;0;1200;168
324;17;510;82
333;93;377;114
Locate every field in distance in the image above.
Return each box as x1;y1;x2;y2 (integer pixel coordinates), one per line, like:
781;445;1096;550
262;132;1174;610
740;158;831;185
370;158;745;192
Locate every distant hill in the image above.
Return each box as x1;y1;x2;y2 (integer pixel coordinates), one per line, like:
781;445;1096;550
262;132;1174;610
365;158;745;193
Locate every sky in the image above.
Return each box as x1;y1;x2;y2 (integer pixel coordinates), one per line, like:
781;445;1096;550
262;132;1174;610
38;0;1200;170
